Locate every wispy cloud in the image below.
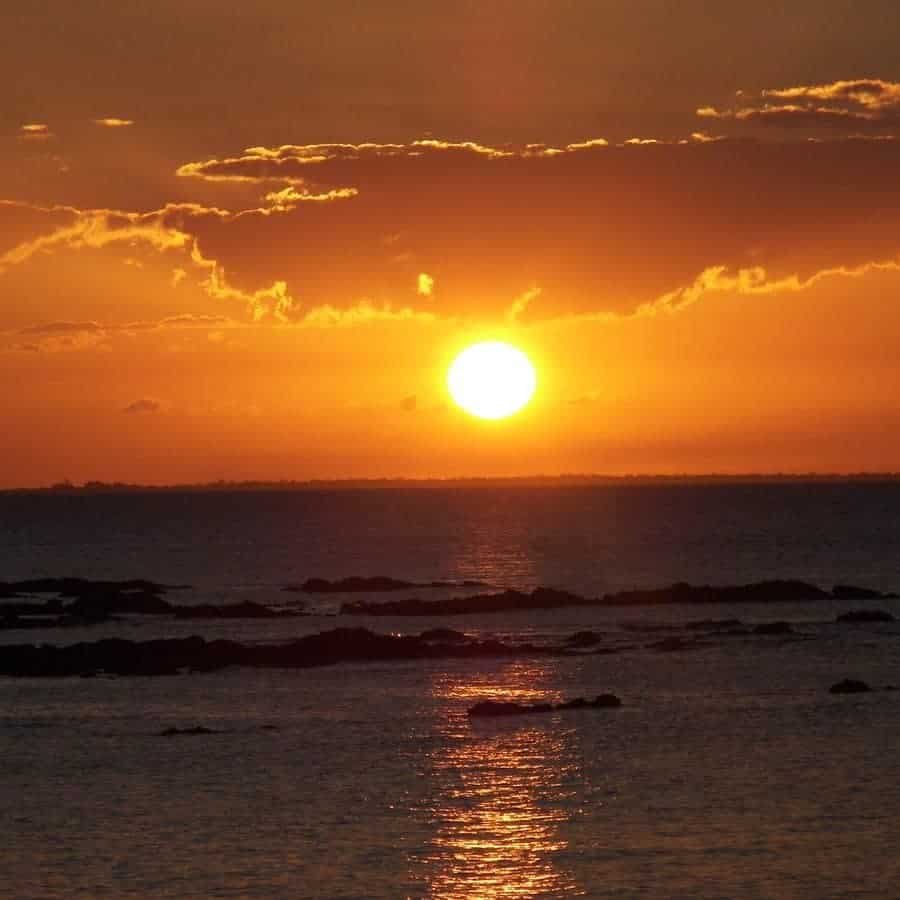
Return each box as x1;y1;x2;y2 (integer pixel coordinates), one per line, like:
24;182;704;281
122;398;160;414
417;272;434;297
699;78;900;133
93;117;134;128
18;123;54;141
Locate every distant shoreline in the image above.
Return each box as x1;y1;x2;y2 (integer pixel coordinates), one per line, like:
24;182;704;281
3;473;900;494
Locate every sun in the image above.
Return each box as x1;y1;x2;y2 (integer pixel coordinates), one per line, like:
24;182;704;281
447;341;537;420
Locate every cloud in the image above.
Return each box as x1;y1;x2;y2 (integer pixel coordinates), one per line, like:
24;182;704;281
93;118;134;128
635;257;900;318
417;272;434;296
18;123;54;141
7;136;900;328
506;287;541;323
299;300;437;327
0;200;302;321
6;313;239;352
699;79;900;133
175;137;615;186
122;399;161;414
20;320;106;336
260;186;358;211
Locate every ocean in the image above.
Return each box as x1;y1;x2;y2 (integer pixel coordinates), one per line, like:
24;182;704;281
1;482;899;897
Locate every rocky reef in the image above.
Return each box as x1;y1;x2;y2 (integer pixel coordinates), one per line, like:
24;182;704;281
835;609;896;623
0;627;558;678
0;577;301;628
340;579;837;616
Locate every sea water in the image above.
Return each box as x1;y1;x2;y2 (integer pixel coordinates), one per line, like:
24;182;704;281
1;483;899;897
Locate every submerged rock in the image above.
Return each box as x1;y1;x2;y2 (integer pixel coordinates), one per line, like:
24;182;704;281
836;609;896;623
468;694;622;717
829;679;872;694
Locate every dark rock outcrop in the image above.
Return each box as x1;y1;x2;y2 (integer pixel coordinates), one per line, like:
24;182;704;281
342;587;591;616
2;577;183;597
341;580;832;617
832;585;890;601
606;580;829;607
829;679;872;694
159;726;218;736
836;609;896;623
0;577;186;627
0;627;555;678
468;694;622;717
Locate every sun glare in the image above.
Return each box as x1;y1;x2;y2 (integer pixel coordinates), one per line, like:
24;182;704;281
447;341;537;420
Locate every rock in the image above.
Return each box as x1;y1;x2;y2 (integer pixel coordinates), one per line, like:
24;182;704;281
829;679;872;694
557;697;590;710
606;580;829;607
159;726;218;736
593;693;622;708
342;587;591;616
468;701;529;717
753;621;795;635
6;578;181;596
832;585;886;601
0;627;560;678
341;579;833;617
836;609;896;623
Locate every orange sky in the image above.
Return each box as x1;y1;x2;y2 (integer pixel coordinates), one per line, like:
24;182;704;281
3;3;900;486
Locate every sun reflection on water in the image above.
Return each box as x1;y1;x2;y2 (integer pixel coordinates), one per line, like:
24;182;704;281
417;661;586;899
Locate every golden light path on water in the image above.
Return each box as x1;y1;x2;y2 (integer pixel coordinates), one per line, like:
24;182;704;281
418;660;586;899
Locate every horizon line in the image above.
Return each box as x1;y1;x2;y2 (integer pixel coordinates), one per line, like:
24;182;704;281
3;472;900;493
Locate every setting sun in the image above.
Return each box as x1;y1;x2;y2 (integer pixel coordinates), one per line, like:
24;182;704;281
447;341;537;420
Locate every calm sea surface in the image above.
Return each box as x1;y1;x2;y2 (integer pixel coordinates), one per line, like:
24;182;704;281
1;483;899;898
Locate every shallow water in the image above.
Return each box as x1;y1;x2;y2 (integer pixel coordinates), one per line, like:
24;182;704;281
2;484;900;897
